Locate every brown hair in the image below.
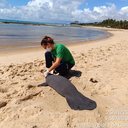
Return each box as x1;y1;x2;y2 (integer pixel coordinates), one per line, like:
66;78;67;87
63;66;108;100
41;36;54;46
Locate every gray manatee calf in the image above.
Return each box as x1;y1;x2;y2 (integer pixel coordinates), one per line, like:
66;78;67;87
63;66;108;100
44;74;97;110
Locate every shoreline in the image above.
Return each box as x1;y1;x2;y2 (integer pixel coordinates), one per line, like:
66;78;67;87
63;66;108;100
0;26;112;56
0;26;127;66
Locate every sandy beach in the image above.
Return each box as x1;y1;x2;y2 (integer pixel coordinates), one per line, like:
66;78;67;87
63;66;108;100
0;27;128;128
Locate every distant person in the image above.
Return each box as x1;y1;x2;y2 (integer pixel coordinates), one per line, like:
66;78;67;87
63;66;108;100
41;36;75;77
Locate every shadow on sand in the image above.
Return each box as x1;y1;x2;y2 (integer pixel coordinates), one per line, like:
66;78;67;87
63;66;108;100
66;70;82;79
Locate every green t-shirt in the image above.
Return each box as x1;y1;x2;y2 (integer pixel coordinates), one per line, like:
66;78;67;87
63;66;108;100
51;43;75;65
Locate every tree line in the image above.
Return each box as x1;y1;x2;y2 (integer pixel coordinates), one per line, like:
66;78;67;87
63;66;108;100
70;19;128;29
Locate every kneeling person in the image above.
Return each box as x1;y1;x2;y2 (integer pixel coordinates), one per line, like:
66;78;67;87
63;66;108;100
41;36;75;77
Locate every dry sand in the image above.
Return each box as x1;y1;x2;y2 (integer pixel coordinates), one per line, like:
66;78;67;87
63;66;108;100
0;27;128;128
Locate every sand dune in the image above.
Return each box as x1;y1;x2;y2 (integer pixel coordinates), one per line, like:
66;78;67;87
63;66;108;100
0;27;128;128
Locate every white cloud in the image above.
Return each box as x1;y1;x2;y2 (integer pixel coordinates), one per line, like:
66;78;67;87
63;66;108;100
27;0;53;9
0;0;8;8
91;4;118;21
120;6;128;15
0;0;128;23
119;6;128;20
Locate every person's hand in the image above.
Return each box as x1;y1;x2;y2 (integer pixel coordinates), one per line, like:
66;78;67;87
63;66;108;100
43;70;49;78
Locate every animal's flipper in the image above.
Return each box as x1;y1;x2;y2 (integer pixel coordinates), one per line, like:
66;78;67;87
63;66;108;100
37;82;48;87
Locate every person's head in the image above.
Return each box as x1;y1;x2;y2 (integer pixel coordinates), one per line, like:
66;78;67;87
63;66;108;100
41;36;54;50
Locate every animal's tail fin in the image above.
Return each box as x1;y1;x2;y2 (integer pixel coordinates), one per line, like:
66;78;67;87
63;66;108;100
66;96;97;110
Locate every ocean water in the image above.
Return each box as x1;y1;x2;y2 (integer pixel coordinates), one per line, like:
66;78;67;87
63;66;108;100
0;24;109;51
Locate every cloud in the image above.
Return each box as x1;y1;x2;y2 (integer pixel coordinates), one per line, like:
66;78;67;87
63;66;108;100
0;0;8;8
120;6;128;15
0;0;128;23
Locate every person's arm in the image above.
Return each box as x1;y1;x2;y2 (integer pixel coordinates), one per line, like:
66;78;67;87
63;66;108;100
48;57;62;72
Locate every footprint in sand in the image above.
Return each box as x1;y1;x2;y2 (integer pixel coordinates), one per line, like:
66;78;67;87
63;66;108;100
17;90;43;103
11;82;19;85
0;69;4;74
0;80;6;85
0;101;7;109
32;125;38;128
0;87;8;93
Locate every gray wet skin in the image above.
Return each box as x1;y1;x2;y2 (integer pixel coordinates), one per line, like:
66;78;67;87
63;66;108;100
45;74;97;110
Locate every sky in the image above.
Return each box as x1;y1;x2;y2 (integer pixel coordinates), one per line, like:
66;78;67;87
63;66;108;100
0;0;128;23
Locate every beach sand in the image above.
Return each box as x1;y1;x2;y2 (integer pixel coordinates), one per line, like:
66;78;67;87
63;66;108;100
0;27;128;128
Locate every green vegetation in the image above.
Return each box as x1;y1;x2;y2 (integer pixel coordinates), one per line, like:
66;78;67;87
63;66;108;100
71;19;128;29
